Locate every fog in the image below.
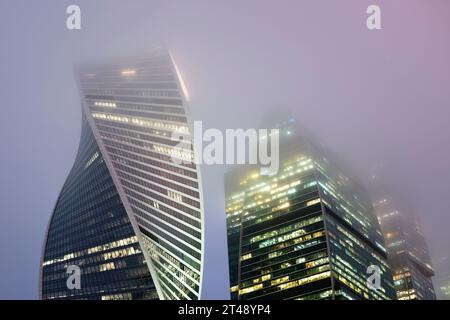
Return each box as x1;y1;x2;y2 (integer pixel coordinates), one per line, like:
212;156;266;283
1;0;449;299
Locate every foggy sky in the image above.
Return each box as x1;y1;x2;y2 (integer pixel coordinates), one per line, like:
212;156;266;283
1;0;449;299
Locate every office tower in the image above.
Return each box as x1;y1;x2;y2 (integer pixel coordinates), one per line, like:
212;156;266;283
374;198;436;300
40;48;205;300
225;118;396;300
435;269;450;300
433;256;450;300
438;278;450;300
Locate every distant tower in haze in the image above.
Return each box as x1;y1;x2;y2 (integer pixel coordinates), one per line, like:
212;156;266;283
225;117;396;300
434;256;450;300
40;48;205;300
374;198;436;300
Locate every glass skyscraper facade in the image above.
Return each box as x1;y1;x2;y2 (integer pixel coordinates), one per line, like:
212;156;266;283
374;198;436;300
435;271;450;300
226;119;396;300
40;117;158;300
41;48;205;300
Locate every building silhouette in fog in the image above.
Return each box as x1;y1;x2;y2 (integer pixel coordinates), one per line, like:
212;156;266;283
225;118;396;300
41;48;205;300
434;262;450;300
374;198;436;300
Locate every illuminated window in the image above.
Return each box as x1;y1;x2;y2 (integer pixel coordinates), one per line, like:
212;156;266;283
241;253;252;261
239;284;263;295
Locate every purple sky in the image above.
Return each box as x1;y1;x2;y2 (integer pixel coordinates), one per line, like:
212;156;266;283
1;0;449;299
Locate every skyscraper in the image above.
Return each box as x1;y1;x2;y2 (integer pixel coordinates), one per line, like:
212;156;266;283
435;269;450;300
433;255;450;300
40;48;205;300
374;198;436;300
225;118;396;300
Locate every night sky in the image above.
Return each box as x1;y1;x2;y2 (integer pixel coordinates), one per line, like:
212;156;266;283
1;0;449;299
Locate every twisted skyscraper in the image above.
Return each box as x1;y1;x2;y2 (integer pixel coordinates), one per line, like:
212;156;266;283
40;48;205;300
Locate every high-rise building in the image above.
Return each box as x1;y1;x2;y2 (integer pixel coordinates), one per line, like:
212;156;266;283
225;118;396;300
374;198;436;300
437;277;450;300
433;255;450;300
40;48;205;300
435;269;450;300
